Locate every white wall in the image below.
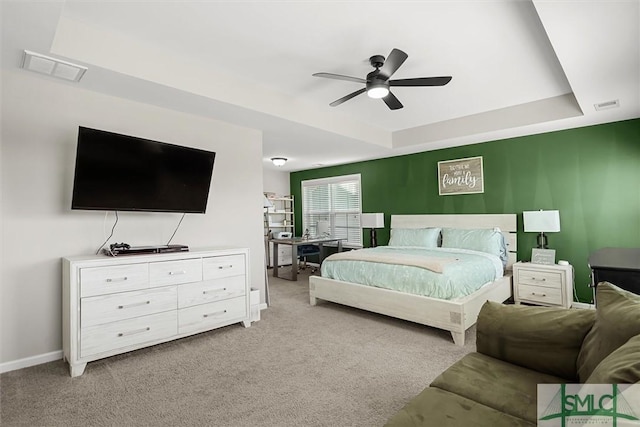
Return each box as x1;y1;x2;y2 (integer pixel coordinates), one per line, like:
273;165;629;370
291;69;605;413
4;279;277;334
1;69;265;365
263;168;290;198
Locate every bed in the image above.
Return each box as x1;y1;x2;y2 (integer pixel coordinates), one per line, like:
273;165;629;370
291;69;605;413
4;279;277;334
308;214;517;346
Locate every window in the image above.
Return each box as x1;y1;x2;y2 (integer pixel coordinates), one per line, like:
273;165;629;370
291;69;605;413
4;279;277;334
301;174;362;247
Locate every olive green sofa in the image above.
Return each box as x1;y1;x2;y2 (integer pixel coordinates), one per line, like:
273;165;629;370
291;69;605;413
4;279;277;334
385;282;640;427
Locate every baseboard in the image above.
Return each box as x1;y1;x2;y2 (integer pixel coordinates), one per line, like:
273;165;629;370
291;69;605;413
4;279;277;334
0;350;63;374
3;305;269;374
572;302;595;310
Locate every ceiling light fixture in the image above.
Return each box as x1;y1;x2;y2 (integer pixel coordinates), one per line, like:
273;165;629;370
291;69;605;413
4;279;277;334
366;81;390;99
271;157;287;167
20;50;87;82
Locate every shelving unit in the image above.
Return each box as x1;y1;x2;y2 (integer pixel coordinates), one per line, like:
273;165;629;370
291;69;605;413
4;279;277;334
264;195;294;267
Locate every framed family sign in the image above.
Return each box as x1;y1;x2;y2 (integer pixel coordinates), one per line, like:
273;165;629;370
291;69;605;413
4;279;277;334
531;248;556;265
438;156;484;195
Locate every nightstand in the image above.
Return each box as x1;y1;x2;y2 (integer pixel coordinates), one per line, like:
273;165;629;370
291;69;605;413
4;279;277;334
512;261;574;308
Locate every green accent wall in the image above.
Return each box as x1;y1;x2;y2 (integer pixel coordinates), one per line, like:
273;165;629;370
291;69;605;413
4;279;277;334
290;118;640;303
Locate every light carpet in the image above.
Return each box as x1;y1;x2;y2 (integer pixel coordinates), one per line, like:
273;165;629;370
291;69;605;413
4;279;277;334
1;269;475;426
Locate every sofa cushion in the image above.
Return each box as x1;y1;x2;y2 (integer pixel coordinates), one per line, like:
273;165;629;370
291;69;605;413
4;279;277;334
477;301;595;381
577;282;640;382
586;334;640;384
383;386;535;427
430;352;566;423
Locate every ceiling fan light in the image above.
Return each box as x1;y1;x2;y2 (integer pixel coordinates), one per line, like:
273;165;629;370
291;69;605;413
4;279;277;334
271;157;287;167
367;86;389;99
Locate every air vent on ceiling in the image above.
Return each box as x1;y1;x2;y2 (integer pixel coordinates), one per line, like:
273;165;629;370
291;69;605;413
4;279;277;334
20;50;87;82
594;99;620;111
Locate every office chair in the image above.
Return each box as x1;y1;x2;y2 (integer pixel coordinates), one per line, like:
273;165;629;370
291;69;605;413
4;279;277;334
298;244;320;273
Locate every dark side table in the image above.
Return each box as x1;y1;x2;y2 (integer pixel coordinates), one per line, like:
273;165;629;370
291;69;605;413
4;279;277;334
588;248;640;301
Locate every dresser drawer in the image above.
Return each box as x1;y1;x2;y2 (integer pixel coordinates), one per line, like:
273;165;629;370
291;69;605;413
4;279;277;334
80;311;177;358
80;264;149;298
178;296;246;334
517;284;563;306
178;275;246;309
517;269;562;288
149;259;202;287
81;286;177;327
203;255;245;280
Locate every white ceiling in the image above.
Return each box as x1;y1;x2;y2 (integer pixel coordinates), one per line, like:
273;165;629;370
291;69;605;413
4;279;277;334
2;1;639;172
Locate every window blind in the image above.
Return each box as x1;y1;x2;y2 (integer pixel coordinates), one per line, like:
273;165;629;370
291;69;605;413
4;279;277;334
301;174;362;247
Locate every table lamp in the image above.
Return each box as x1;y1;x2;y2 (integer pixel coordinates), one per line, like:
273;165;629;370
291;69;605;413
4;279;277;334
361;213;385;248
523;210;560;249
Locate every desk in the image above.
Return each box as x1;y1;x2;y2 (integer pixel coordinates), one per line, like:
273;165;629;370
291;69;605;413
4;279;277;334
269;237;343;281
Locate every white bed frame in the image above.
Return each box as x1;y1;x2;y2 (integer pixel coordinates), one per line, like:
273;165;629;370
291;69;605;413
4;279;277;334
309;214;517;346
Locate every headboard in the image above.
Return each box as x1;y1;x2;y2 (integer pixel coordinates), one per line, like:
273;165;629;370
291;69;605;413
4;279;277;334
390;214;518;269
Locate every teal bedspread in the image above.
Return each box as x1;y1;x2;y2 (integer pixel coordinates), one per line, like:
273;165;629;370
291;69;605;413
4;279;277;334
320;246;503;300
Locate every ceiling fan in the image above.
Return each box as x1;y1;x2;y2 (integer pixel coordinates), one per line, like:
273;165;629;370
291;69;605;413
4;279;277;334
312;48;452;110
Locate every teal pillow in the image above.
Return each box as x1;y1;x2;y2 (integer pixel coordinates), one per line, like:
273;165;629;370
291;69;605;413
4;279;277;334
441;228;507;264
388;228;440;248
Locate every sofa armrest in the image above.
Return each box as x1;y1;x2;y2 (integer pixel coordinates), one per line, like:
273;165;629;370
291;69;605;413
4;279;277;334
476;301;596;381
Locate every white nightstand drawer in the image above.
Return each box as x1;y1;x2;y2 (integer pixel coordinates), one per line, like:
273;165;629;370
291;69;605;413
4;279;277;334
178;275;246;309
517;284;562;306
203;255;245;280
80;264;149;298
149;259;202;287
81;286;177;327
517;269;562;288
178;296;246;334
80;310;177;358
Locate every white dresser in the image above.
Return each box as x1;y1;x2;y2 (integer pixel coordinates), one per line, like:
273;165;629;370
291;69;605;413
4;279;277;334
63;247;250;377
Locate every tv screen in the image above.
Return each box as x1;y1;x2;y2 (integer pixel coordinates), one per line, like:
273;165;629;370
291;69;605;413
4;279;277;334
71;127;216;213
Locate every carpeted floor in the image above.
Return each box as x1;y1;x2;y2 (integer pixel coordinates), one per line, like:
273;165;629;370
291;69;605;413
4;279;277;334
1;268;475;426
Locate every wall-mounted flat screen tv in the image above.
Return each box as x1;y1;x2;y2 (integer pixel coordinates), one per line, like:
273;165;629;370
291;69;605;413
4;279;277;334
71;127;216;213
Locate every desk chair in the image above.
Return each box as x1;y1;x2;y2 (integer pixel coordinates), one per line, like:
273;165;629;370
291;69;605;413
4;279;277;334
298;244;320;273
298;221;331;273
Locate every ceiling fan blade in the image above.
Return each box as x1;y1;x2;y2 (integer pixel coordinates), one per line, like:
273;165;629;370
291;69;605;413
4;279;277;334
313;72;366;84
390;76;452;87
377;48;408;80
382;92;403;110
330;88;367;107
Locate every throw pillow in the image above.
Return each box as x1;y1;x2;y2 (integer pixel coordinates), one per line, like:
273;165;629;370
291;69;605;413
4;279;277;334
586;334;640;384
577;282;640;382
477;301;595;380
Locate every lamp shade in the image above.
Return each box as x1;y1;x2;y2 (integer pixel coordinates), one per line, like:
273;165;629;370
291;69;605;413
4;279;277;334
361;213;385;228
523;210;560;232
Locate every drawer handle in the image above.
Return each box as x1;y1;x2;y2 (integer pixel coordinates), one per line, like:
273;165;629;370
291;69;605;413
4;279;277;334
531;292;547;297
203;310;227;318
168;270;186;276
118;327;150;337
217;265;233;270
203;288;227;295
106;277;128;283
118;301;150;309
532;278;547;282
